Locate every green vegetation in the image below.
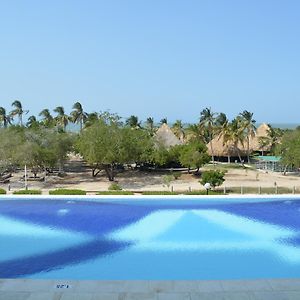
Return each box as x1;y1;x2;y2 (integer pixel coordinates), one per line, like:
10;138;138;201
49;189;86;195
108;183;122;191
200;170;225;188
277;129;300;173
13;189;41;195
0;188;6;194
97;191;134;195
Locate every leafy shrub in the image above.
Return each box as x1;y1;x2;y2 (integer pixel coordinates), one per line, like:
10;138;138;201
13;189;42;195
172;172;182;180
142;191;179;195
97;191;134;195
108;183;122;191
200;170;225;188
49;189;86;195
0;188;7;194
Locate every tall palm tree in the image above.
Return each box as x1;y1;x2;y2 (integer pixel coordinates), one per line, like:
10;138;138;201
0;107;11;128
239;110;256;163
223;118;246;164
172;119;185;141
10;100;28;126
70;102;88;131
126;115;141;129
54;106;69;131
146;117;155;135
39;109;54;127
199;107;217;164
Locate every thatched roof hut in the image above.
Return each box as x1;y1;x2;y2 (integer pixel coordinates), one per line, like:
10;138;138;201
207;123;271;157
155;123;183;148
249;123;271;152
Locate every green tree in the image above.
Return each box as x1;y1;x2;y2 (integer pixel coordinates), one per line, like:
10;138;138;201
0;107;11;128
10;100;28;126
54;106;69;131
77;120;153;181
277;130;300;174
200;170;225;188
126;115;141;129
39;109;54;127
223;118;246;164
172;120;185;141
70;102;88;131
199;107;217;164
239;110;256;163
178;141;210;173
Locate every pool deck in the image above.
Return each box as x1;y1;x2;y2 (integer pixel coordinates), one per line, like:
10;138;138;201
1;279;300;300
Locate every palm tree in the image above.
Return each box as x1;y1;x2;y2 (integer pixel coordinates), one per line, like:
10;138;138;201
0;107;11;128
39;109;54;127
70;102;88;131
26;115;39;128
10;100;28;126
146;117;155;135
84;112;99;128
53;106;69;131
258;125;283;155
223;118;246;164
172;119;185;141
126;115;141;129
199;107;217;164
160;118;167;125
239;110;256;163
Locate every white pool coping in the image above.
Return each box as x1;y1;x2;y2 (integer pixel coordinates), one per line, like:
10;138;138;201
1;278;300;299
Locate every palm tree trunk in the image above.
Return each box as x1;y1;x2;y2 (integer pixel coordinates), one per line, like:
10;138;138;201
247;136;250;164
209;139;215;165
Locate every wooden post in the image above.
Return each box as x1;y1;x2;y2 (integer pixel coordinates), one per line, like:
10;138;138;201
223;186;226;194
258;186;261;195
293;186;296;194
241;186;243;195
171;186;174;192
188;186;191;192
275;186;278;194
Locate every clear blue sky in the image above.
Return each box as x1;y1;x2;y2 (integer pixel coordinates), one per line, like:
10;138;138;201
1;0;300;124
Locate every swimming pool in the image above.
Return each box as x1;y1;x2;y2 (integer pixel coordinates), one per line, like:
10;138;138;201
1;196;300;280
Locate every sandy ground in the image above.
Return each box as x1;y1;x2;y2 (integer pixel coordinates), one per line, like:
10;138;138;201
1;157;300;194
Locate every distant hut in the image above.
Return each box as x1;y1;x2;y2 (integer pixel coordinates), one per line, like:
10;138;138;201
207;134;248;163
249;123;271;154
155;123;183;149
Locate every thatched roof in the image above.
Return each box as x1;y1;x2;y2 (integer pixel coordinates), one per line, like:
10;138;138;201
249;123;271;151
207;123;271;157
155;123;183;148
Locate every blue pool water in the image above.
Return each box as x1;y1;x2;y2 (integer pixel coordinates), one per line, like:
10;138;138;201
1;197;300;280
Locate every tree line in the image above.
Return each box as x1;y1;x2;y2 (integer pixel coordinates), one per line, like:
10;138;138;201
0;100;299;180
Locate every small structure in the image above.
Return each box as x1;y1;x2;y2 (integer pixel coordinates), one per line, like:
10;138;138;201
254;156;296;172
155;123;183;149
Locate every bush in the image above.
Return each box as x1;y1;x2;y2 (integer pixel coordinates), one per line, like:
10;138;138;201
49;189;86;195
13;189;41;195
172;172;182;180
97;191;134;195
142;191;179;195
200;170;225;188
108;183;122;191
0;188;7;194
